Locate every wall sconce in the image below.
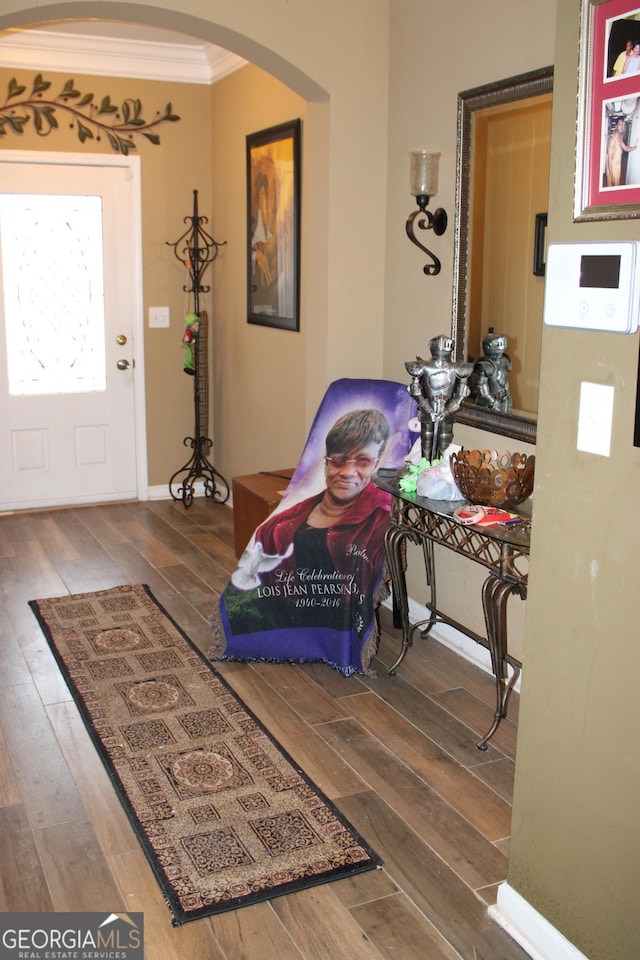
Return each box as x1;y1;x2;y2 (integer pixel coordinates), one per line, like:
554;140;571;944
406;150;448;276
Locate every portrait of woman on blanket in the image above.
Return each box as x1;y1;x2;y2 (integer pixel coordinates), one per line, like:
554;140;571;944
210;381;415;676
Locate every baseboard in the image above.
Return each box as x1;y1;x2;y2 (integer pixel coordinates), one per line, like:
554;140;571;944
382;596;521;693
148;483;184;501
147;482;234;506
488;883;588;960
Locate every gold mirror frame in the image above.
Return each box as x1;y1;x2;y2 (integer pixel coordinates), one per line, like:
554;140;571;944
451;65;554;445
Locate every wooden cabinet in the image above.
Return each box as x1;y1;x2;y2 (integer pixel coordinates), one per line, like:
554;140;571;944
232;469;294;557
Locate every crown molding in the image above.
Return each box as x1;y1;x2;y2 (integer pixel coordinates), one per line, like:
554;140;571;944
0;27;247;85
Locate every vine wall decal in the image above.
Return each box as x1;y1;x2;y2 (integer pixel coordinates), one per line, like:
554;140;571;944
0;74;180;154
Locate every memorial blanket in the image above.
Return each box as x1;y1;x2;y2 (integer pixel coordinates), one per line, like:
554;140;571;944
210;379;416;676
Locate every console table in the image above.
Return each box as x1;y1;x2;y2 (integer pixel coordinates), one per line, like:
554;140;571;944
374;474;531;750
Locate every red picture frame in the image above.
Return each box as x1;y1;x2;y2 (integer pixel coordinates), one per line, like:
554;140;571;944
575;0;640;220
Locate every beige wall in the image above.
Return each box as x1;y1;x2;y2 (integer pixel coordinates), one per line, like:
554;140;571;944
383;0;558;387
209;65;308;477
385;0;556;662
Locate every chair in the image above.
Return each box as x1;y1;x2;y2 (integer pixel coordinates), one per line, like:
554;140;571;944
210;378;416;676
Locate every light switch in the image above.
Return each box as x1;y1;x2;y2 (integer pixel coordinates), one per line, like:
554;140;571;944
577;382;614;457
149;306;170;328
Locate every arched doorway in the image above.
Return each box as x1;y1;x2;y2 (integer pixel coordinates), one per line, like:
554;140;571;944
0;3;388;491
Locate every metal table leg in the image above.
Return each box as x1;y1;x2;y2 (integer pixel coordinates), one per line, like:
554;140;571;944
477;574;525;750
380;491;527;750
384;524;414;674
385;525;438;675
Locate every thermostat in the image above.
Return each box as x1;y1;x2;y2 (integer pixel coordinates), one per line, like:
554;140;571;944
543;240;640;334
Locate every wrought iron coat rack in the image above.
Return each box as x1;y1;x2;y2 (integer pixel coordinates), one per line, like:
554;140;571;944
167;190;229;507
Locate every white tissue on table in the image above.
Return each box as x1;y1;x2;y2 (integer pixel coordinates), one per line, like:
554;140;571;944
415;443;464;500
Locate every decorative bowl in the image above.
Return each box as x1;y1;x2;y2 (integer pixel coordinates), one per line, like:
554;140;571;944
449;449;535;508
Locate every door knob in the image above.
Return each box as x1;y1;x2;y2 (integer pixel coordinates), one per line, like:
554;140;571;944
116;359;130;370
116;334;127;345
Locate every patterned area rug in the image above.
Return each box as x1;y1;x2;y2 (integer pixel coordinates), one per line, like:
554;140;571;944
29;584;381;925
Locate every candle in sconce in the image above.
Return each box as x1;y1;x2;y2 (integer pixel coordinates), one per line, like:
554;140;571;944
409;150;440;198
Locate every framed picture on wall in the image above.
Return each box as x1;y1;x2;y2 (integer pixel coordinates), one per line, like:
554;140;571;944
246;119;301;330
575;0;640;220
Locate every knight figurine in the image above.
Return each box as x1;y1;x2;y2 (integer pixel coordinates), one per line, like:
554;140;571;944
474;332;513;414
405;334;474;462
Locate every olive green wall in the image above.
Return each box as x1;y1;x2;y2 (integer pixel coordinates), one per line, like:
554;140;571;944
506;1;640;956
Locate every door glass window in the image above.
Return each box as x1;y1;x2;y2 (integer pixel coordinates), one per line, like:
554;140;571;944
0;193;106;396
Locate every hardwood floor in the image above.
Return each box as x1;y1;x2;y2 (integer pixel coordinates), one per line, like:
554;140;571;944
0;497;529;960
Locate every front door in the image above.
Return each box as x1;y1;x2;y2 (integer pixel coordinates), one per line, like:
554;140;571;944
0;153;144;511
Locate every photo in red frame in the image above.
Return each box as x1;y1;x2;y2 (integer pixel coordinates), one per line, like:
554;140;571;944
576;0;640;219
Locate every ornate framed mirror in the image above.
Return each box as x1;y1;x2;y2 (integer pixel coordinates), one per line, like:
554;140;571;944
452;66;554;445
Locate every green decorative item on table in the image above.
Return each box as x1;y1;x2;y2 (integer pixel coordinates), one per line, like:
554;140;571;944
398;456;443;494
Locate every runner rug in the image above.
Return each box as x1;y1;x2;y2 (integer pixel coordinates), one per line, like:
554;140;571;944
29;584;381;925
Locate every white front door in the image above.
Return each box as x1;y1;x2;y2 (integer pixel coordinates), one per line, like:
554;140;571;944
0;152;145;511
